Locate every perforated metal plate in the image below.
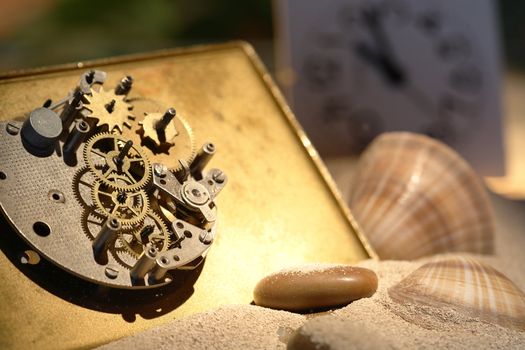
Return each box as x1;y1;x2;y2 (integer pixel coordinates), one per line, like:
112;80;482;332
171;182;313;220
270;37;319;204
0;121;169;288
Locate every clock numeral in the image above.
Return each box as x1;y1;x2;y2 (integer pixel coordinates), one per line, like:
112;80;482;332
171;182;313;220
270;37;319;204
322;96;351;123
417;11;441;35
440;95;473;117
437;34;471;61
423;120;457;145
449;65;482;94
302;54;342;90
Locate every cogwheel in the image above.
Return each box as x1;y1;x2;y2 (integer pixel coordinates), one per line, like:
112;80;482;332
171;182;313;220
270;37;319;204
121;101;196;172
138;110;179;148
91;177;149;227
72;166;97;208
84;86;135;133
117;210;171;259
83;132;152;191
80;208;105;241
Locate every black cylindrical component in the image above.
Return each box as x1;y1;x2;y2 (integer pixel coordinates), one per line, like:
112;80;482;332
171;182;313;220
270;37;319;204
92;217;121;264
63;120;90;158
115;75;133;95
60;90;84;128
190;142;216;180
113;140;133;168
21;107;63;157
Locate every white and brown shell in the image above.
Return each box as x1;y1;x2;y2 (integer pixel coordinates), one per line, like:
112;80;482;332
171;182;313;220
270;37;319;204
388;256;525;331
349;132;494;260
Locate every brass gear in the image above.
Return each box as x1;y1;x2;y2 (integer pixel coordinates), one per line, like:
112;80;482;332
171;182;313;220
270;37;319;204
117;210;171;259
138;111;179;148
83;132;152;191
72;166;97;209
121;98;196;172
84;86;135;133
91;177;149;227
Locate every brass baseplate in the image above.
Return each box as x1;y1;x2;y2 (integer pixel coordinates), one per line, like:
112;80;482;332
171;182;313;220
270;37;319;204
0;42;375;349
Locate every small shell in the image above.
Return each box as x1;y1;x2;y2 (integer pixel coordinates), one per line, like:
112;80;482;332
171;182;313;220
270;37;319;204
349;132;494;260
388;256;525;331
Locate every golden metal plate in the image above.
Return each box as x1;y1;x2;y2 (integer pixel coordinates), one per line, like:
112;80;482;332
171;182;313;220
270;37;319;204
0;42;374;349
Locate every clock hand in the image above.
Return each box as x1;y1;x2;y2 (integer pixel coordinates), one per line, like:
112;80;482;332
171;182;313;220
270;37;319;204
354;41;407;86
362;6;395;57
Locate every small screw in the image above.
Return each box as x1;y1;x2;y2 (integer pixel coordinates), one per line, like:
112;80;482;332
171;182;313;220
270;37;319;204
212;171;226;184
105;266;119;279
153;163;167;178
199;230;213;244
6;123;20;135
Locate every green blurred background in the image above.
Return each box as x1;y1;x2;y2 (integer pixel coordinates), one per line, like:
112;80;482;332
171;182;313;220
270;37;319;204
0;0;273;71
0;0;523;73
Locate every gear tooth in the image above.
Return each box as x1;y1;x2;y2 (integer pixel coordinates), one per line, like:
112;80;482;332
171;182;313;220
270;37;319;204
91;178;150;227
169;114;197;172
84;133;152;191
80;208;106;241
84;86;135;132
72;165;93;207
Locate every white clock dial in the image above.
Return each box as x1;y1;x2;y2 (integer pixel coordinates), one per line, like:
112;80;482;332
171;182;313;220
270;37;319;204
297;0;486;151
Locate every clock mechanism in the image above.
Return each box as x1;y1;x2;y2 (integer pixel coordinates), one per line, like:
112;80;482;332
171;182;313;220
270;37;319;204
298;0;486;152
0;70;227;289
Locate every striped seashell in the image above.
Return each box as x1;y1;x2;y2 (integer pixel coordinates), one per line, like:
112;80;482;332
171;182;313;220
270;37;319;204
349;132;494;260
388;256;525;331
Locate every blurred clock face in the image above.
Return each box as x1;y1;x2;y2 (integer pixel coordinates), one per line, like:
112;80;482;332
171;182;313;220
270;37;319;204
299;0;485;151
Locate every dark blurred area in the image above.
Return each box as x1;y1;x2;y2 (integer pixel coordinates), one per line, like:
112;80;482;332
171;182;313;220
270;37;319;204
499;0;525;70
2;1;525;74
0;0;273;72
1;0;525;74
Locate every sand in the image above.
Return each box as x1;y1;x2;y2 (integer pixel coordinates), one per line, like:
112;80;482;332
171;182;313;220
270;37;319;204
299;259;525;350
100;179;525;349
100;304;304;350
100;257;525;349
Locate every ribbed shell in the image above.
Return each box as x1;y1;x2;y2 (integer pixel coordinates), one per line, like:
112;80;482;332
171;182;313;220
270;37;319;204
388;256;525;331
349;132;494;260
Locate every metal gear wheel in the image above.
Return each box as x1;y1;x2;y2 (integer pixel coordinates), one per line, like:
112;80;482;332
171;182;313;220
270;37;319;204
117;210;171;259
84;86;135;133
83;132;152;191
129;108;196;171
91;177;149;227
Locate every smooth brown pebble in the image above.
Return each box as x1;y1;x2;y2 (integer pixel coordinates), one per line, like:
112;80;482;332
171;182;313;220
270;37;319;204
253;265;378;312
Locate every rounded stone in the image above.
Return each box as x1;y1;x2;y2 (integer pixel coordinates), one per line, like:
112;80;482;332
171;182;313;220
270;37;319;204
253;264;378;312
